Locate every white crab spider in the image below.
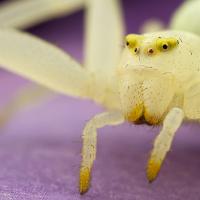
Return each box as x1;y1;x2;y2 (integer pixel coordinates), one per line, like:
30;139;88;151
0;29;200;194
0;0;199;196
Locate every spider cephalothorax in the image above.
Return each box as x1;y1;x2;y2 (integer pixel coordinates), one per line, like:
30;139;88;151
118;33;181;125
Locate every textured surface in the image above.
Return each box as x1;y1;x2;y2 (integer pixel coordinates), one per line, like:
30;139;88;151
2;0;200;200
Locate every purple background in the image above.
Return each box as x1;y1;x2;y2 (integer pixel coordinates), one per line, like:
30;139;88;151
1;0;200;199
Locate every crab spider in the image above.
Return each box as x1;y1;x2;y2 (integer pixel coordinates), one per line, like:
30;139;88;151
0;28;200;193
0;0;199;196
1;0;200;129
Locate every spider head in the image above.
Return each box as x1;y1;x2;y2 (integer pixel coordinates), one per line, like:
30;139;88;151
117;31;200;124
123;33;179;70
120;31;200;74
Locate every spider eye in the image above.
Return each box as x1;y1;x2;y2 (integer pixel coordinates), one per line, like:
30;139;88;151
156;37;178;52
125;34;137;48
147;48;154;55
162;43;168;50
125;34;144;55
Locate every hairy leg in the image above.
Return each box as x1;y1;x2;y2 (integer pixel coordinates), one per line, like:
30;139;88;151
146;107;184;182
79;111;124;194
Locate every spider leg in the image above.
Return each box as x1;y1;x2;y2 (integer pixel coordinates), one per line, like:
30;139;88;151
84;0;125;91
84;0;124;109
0;84;54;128
0;0;84;29
146;107;184;182
85;0;124;75
79;111;124;194
0;29;91;99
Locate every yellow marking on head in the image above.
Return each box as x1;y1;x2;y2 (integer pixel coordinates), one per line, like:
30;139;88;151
79;167;91;195
156;37;179;52
125;103;144;122
125;34;144;54
126;105;161;125
146;158;162;183
144;108;161;125
142;37;179;56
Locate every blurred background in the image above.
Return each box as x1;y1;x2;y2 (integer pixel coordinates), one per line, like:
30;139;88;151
0;0;200;200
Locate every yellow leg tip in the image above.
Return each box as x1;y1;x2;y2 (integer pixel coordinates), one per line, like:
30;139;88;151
79;167;91;195
146;158;161;183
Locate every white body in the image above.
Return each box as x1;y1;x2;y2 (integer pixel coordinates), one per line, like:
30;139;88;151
0;29;199;194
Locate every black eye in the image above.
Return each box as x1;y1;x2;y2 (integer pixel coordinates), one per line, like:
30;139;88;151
126;41;129;46
134;47;140;54
162;44;168;50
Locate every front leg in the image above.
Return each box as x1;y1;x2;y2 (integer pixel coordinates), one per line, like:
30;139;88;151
146;107;184;182
79;111;124;194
